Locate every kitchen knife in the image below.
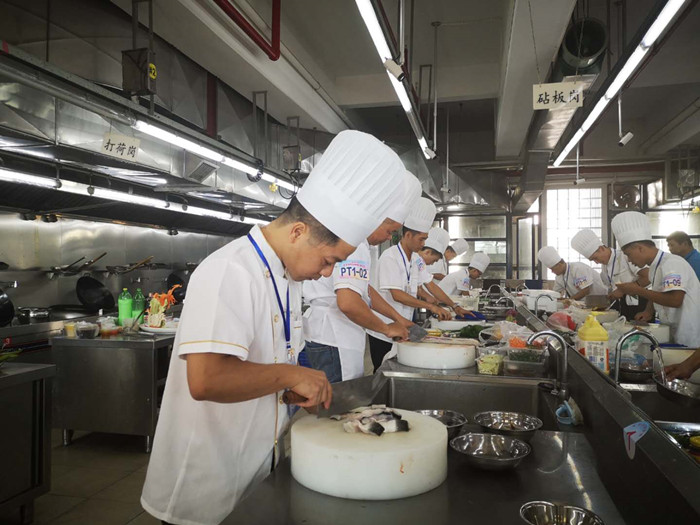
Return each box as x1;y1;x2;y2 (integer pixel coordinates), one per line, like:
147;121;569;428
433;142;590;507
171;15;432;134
391;324;428;343
282;372;388;418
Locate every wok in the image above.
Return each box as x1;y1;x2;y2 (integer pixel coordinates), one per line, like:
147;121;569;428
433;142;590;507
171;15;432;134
166;273;186;303
76;276;115;312
0;285;14;327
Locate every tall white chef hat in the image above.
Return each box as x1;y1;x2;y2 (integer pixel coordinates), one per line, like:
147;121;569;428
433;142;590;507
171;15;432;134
450;238;469;255
404;197;437;233
387;171;422;223
469;252;491;273
571;229;603;259
611;211;652;248
296;130;406;246
538;246;563;268
424;227;451;254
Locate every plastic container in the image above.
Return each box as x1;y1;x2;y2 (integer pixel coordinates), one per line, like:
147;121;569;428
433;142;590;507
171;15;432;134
75;322;99;339
64;322;76;338
507;347;547;363
577;312;609;374
503;357;547;378
118;288;133;326
133;288;146;315
477;354;504;375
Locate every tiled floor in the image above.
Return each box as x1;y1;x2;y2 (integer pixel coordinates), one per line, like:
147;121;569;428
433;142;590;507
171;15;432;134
0;430;159;525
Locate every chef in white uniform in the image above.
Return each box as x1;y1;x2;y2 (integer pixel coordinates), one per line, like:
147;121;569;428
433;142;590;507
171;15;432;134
367;205;472;370
538;246;607;300
140;130;407;525
426;238;468;281
438;253;491;296
611;211;700;347
570;228;650;316
302;172;422;382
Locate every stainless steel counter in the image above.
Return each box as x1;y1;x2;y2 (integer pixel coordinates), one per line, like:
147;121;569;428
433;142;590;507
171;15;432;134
51;333;175;349
51;334;174;452
223;429;624;525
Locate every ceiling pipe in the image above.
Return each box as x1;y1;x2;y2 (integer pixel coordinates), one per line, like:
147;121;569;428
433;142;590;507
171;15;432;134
212;0;281;61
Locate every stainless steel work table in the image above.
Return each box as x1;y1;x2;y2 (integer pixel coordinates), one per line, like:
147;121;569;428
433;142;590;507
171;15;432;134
222;428;624;525
50;334;174;452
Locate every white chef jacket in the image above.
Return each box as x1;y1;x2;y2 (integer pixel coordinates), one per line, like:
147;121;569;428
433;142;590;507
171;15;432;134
141;226;303;525
302;240;371;380
438;269;470;296
600;248;642;305
426;258;448;280
554;262;607;298
368;243;432;343
648;250;700;347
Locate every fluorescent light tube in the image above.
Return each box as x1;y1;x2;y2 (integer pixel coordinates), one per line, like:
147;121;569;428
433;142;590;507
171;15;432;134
134;121;225;163
355;0;392;61
642;0;686;47
388;73;412;112
261;172;296;192
554;0;688;167
604;46;647;100
0;169;269;225
0;169;59;188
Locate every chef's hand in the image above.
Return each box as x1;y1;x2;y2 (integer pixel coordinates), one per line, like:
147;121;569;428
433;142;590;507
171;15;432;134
634;310;654;323
453;306;474;318
615;282;642;296
664;362;694;381
397;316;414;329
430;305;451;320
423;294;438;305
289;367;332;409
385;322;409;342
608;288;625;300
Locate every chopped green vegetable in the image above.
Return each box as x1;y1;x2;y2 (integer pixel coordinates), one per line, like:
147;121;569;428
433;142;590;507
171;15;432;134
508;349;545;362
458;325;487;339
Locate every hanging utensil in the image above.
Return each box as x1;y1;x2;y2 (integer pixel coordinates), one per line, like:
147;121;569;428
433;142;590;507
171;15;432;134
50;256;86;274
76;252;107;272
121;256;155;274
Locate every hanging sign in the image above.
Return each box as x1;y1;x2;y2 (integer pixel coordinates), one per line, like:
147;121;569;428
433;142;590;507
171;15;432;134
533;81;585;110
102;133;140;160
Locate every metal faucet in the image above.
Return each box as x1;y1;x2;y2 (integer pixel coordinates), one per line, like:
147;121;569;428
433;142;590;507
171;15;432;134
614;328;665;384
485;284;503;297
528;330;569;402
534;294;555;313
495;296;514;307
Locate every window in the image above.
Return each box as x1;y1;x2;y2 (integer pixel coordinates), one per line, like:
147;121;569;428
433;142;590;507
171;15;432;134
545;188;602;279
446;215;508;279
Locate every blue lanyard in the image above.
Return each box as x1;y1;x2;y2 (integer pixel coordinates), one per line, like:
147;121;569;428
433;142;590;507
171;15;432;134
247;234;291;352
397;243;411;283
607;250;617;285
651;251;665;288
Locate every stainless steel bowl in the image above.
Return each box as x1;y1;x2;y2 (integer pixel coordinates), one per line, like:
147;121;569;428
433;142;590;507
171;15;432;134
520;501;605;524
415;409;467;439
473;411;543;443
450;432;530;471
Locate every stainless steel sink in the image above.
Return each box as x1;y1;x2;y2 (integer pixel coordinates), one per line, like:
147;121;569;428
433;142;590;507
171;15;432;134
372;374;565;431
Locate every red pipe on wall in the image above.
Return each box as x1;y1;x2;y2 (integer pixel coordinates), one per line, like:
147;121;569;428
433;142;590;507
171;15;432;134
212;0;281;61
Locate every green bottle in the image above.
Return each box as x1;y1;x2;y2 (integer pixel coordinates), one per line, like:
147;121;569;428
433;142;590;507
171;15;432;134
133;288;146;315
118;288;133;326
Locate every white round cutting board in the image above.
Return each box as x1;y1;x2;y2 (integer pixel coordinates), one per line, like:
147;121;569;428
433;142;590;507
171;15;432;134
397;341;476;369
291;409;447;500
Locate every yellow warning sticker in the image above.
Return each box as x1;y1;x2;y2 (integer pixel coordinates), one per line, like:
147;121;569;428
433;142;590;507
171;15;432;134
148;63;157;80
